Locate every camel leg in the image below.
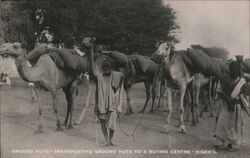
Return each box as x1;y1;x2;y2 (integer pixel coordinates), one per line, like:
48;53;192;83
31;85;37;101
154;79;162;111
75;82;94;125
162;85;172;133
179;85;187;133
34;87;43;134
124;84;133;115
158;83;165;110
208;78;216;117
63;87;70;126
187;85;195;125
194;85;200;124
139;82;151;113
185;88;192;122
51;90;63;131
150;83;157;113
162;84;168;112
154;78;164;111
66;79;79;129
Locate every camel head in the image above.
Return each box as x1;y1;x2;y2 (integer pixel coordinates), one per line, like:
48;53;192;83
155;41;173;57
0;42;25;57
82;36;96;48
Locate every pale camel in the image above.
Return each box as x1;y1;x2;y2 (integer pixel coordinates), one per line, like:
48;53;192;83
156;42;196;133
0;43;81;133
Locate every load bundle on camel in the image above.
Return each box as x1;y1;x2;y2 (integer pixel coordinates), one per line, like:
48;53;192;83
102;50;129;68
0;42;87;133
186;48;222;78
27;47;88;73
102;49;158;114
211;58;229;75
129;54;157;75
243;59;250;73
191;44;229;61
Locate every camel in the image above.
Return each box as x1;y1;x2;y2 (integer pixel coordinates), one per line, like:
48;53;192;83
155;42;197;133
74;37;159;124
0;42;82;133
123;55;158;114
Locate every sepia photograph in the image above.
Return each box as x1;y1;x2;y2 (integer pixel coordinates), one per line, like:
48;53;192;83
0;0;250;158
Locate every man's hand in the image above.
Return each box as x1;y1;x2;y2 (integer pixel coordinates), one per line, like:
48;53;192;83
116;108;122;117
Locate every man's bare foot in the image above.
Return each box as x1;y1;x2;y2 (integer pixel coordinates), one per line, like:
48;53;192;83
110;142;118;146
100;142;111;147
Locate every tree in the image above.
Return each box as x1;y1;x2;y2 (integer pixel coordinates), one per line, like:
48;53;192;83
0;1;35;50
1;0;180;55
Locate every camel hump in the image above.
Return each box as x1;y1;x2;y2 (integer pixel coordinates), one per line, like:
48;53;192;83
129;55;157;75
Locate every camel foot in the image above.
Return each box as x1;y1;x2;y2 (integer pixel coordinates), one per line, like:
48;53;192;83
32;96;37;101
178;125;186;134
192;120;197;126
204;107;208;112
125;110;133;115
62;121;68;126
125;112;131;116
185;119;190;122
199;113;203;118
161;125;170;134
56;127;64;132
185;116;190;122
209;114;214;118
139;110;145;114
214;145;220;152
67;124;74;129
149;109;154;113
73;120;81;125
34;129;44;134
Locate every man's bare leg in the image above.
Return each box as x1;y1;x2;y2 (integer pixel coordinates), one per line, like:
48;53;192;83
109;129;115;145
100;120;110;146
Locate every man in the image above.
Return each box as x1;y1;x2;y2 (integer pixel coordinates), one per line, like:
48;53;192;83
213;60;250;151
89;45;124;147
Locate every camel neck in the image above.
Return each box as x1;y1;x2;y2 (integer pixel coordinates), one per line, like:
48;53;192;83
15;53;38;83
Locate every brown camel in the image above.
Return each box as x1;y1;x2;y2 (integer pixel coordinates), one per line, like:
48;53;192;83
0;42;81;133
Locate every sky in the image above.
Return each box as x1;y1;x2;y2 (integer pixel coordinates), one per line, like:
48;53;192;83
164;0;250;58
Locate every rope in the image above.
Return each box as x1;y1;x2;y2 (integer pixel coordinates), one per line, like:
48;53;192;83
117;112;145;142
95;116;99;147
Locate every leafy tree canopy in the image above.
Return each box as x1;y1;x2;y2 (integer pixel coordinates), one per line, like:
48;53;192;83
0;0;180;55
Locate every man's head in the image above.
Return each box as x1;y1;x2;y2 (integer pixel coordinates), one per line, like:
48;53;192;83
229;61;242;79
102;59;112;75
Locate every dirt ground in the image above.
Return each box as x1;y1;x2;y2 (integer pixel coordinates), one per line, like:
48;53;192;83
1;79;250;158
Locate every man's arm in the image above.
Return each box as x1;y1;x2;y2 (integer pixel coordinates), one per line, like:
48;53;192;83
242;82;250;95
89;46;98;77
112;73;124;93
243;73;250;82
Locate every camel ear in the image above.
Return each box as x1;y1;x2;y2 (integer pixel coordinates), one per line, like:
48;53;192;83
155;42;159;48
155;41;164;48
